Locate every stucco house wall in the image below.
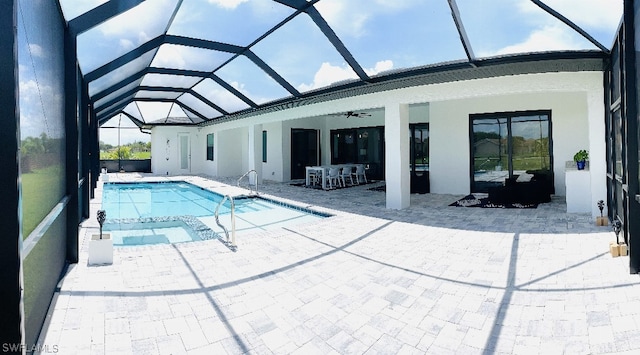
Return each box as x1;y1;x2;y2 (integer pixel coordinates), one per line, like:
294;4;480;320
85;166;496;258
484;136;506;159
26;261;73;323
151;71;605;214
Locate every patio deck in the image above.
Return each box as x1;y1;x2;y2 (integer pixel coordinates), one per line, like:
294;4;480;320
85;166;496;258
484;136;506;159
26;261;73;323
37;174;640;354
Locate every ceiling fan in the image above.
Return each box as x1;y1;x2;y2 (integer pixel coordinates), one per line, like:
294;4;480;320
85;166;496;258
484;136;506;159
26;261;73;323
331;111;371;118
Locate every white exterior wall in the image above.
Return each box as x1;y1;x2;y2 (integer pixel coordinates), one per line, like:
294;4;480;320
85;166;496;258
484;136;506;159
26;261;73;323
429;91;589;196
217;127;246;177
262;121;283;181
150;71;605;214
150;126;198;176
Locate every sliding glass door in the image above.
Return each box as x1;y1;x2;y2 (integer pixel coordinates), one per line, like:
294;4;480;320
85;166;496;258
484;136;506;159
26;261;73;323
331;126;385;180
471;117;509;192
471;111;552;193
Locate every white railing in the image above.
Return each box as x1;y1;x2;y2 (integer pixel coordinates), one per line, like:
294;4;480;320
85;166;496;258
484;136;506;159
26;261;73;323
237;169;258;195
214;194;236;249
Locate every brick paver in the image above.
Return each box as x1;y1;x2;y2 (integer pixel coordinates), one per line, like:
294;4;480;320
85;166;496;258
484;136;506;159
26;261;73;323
37;173;639;354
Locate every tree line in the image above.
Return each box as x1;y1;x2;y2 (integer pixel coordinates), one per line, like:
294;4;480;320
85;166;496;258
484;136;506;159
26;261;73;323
100;141;151;160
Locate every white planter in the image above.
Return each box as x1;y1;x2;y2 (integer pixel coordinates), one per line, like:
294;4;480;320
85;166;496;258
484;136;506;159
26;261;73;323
88;233;113;265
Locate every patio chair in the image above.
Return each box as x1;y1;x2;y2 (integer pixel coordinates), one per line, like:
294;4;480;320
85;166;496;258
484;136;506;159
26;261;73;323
307;170;321;187
353;164;367;184
325;167;342;189
309;171;322;186
340;165;354;186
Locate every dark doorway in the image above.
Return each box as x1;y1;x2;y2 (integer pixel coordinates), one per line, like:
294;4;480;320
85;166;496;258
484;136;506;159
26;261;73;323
410;124;430;193
291;129;319;180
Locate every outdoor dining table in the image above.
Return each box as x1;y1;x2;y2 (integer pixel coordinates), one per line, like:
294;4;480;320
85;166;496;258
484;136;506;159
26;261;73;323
305;164;357;190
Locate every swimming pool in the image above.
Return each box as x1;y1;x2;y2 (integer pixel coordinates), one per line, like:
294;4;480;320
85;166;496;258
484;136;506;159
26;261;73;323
102;181;328;246
102;181;225;219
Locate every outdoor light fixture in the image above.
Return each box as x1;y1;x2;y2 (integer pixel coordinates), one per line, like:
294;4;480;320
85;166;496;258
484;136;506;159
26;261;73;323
613;219;622;244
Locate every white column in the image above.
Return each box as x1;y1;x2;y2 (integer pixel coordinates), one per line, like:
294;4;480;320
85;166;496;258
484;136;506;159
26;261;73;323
385;103;410;209
247;124;263;185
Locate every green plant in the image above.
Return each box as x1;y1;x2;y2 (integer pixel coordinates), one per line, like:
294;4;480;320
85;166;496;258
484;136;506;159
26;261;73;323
573;149;589;162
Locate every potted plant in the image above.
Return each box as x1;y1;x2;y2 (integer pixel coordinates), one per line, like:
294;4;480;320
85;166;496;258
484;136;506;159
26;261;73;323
88;209;113;265
573;149;589;170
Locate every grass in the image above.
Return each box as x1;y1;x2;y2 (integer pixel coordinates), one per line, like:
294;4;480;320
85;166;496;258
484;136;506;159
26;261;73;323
99;151;150;160
21;165;65;239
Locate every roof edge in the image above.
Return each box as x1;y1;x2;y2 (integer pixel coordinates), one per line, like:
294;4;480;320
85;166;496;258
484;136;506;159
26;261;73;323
142;50;607;128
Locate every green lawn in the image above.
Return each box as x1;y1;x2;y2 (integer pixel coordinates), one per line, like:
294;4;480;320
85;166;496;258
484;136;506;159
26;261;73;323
99;151;150;160
21;165;65;239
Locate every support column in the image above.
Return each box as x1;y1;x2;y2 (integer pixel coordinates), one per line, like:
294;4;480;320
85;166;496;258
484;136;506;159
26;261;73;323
80;77;91;220
65;27;79;263
0;0;26;350
247;124;263;185
627;0;640;273
587;84;607;217
90;106;100;195
385;103;410;209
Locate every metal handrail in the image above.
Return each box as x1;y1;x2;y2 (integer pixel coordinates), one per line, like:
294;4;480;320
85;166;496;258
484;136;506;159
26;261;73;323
237;169;258;195
214;194;236;249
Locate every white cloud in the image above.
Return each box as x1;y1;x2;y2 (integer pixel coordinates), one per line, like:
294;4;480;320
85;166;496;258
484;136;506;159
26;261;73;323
199;86;248;113
97;0;176;42
492;24;582;56
365;60;393;76
315;0;422;38
298;60;394;92
28;44;45;58
119;39;134;51
138;32;152;44
297;62;357;92
208;0;249;10
229;81;272;105
520;0;622;30
58;0;107;20
20;80;39;104
152;45;187;70
136;102;174;121
314;1;369;38
19;79;64;139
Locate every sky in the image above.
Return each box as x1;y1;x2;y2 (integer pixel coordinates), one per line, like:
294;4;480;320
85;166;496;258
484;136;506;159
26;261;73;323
20;0;623;145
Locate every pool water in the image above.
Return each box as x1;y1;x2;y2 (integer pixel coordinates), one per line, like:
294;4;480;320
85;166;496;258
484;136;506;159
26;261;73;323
101;181;328;246
102;182;223;219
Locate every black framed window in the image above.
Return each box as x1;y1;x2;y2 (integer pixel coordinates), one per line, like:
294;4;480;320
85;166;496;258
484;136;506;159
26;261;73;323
262;130;267;162
615;110;624;177
410;123;429;193
470;111;553;193
206;133;214;161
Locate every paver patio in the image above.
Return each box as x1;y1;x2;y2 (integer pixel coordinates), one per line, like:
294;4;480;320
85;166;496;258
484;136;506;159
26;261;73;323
37;174;640;354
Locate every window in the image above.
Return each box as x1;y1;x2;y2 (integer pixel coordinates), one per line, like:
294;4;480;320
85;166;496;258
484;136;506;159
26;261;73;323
262;130;267;162
410;123;429;193
206;133;214;161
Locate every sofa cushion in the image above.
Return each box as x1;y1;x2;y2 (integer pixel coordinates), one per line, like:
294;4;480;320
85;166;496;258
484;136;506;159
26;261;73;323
516;173;534;182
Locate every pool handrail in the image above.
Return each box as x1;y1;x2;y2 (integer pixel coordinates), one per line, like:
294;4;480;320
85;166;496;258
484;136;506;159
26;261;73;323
237;170;258;195
214;194;236;250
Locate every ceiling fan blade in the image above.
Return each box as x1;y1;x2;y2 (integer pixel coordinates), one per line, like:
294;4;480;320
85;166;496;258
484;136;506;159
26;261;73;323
329;111;370;118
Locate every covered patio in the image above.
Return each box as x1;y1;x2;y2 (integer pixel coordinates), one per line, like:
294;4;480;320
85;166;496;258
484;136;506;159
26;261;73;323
5;0;640;351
